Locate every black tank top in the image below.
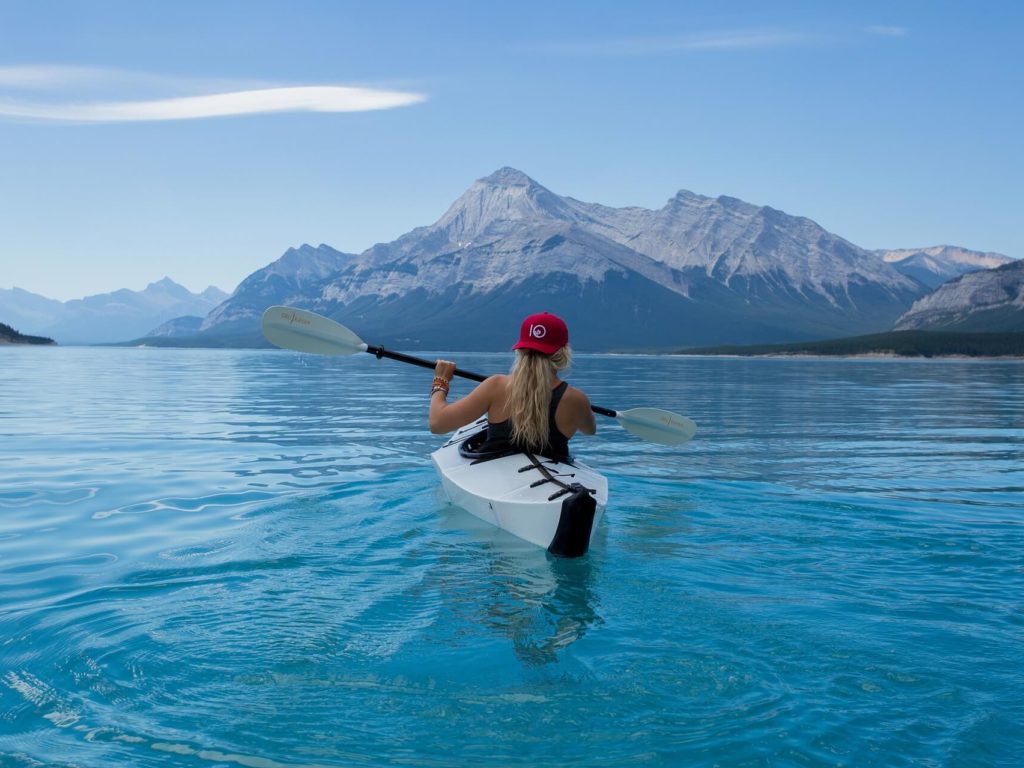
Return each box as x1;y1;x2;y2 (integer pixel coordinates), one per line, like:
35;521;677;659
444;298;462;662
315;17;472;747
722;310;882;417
481;381;572;461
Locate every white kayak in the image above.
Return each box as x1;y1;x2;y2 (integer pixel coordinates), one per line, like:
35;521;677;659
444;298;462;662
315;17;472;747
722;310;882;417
431;419;609;557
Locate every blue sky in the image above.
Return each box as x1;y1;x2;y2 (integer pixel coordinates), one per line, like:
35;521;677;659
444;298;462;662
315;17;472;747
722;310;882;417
1;0;1021;300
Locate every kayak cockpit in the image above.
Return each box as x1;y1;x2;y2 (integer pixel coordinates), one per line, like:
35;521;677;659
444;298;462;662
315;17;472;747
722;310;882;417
454;420;574;466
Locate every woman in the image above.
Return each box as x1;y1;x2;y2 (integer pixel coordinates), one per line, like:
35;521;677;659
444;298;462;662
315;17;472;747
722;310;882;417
428;312;596;460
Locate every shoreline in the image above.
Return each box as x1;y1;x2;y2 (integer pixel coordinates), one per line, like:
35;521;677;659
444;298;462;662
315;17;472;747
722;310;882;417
8;344;1022;361
671;352;1024;361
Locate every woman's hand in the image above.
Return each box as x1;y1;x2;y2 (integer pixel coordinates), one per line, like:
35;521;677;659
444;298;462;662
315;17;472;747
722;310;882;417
434;359;456;382
428;362;495;435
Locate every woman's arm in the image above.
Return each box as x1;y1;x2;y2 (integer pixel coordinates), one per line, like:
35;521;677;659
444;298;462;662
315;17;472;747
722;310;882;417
428;360;498;434
554;386;597;438
572;387;597;436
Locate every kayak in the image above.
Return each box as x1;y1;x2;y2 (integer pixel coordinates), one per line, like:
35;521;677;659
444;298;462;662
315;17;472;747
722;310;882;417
431;419;609;557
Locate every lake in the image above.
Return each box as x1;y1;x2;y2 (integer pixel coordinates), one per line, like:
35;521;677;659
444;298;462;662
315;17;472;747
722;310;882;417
1;348;1022;766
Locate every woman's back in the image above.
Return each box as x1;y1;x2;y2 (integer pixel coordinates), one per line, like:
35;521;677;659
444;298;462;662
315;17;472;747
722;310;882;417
427;312;596;451
483;379;572;460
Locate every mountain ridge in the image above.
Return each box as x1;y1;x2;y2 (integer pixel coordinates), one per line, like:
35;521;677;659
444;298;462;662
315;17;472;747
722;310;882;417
880;245;1014;288
13;169;1017;349
190;168;931;349
172;168;1017;350
0;279;228;344
894;258;1024;331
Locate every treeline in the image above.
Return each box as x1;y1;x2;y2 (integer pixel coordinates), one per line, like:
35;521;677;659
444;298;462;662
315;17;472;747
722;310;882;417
681;331;1024;358
0;321;56;345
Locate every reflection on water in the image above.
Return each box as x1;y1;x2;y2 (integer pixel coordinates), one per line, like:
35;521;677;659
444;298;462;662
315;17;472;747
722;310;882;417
481;544;600;666
430;502;602;666
1;348;1022;766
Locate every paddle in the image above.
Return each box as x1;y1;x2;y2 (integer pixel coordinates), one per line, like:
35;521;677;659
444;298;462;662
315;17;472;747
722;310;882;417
261;305;697;445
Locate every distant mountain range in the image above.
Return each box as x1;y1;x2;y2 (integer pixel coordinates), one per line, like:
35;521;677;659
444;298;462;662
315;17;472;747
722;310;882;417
0;278;228;345
5;170;1017;349
879;246;1013;288
171;168;1012;350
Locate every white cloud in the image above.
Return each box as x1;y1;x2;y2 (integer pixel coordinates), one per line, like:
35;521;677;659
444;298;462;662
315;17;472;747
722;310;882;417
0;65;426;122
865;26;909;37
0;64;191;91
535;28;810;56
0;86;426;122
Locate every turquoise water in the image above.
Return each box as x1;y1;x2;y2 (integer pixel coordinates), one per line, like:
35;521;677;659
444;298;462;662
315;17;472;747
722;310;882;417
2;348;1022;767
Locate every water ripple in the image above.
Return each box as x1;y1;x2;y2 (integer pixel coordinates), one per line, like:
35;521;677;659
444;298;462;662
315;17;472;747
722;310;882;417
1;349;1022;765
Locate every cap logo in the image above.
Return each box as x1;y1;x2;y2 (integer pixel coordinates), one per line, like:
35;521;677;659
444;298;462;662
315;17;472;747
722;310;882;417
529;324;547;339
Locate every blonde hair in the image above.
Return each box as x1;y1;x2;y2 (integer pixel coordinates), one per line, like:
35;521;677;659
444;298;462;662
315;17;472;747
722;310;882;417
507;346;572;450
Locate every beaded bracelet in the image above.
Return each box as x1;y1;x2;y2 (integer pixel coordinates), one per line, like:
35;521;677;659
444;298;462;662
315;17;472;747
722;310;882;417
431;376;450;397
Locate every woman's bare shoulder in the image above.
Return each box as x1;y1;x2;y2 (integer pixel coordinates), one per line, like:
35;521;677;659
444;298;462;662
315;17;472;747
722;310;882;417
564;384;592;407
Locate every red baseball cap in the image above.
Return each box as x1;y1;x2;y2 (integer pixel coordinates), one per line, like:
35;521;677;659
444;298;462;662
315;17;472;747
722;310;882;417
512;312;569;355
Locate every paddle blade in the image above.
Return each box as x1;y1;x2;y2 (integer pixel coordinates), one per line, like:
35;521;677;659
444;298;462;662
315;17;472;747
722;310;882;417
615;407;697;445
261;306;368;356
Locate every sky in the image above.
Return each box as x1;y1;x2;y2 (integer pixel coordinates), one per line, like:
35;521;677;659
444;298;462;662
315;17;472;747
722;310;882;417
1;0;1021;301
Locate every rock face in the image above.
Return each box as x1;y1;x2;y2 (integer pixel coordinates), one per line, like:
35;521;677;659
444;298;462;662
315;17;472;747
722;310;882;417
199;244;354;338
0;279;228;344
893;258;1024;331
146;315;204;338
202;168;929;350
881;246;1014;288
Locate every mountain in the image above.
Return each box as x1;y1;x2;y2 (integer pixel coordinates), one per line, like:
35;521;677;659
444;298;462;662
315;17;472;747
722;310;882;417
146;315;205;338
0;288;64;331
880;246;1014;288
0;279;229;344
195;168;931;350
893;258;1024;332
198;244;355;341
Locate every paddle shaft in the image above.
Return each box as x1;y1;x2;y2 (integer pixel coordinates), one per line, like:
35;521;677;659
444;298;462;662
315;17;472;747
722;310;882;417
364;344;618;418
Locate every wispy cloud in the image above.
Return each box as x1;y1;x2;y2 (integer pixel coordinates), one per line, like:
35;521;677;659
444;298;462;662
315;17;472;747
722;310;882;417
1;86;426;122
0;65;426;122
0;65;244;92
0;65;105;88
534;28;811;57
865;26;909;37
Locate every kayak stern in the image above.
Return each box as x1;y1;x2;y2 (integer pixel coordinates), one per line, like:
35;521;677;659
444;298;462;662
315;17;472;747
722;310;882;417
431;421;608;554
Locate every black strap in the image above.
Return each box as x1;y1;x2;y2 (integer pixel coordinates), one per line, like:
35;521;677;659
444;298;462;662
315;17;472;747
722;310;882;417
523;450;594;502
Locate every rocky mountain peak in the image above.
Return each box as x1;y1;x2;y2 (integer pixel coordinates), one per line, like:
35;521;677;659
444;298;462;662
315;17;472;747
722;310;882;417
201;286;229;302
665;189;710;209
146;276;189;294
269;244;351;276
480;166;538;187
435;167;578;242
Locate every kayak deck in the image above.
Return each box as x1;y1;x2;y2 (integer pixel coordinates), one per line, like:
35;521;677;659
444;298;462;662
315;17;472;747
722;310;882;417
431;420;608;551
